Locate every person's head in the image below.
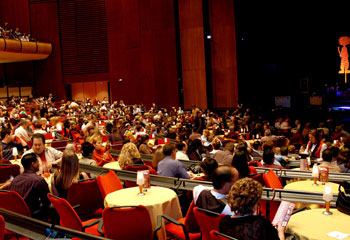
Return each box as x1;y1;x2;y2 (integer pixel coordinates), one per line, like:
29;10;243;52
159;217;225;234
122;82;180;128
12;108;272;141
200;158;219;178
162;144;176;158
91;137;103;151
252;141;261;151
211;138;221;150
322;149;332;162
118;142;140;170
264;129;271;136
32;133;45;155
176;141;187;151
309;129;321;144
224;142;235;153
262;141;274;151
82;142;95;158
57;150;79;190
232;150;250;179
21;153;39;171
152;147;165;168
228;178;263;216
65;143;75;152
212;166;239;194
1;128;14;141
263;148;275;164
20;118;28;128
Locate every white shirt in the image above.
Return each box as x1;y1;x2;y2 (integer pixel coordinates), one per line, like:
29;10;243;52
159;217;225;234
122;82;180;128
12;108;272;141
176;151;189;161
15;126;31;141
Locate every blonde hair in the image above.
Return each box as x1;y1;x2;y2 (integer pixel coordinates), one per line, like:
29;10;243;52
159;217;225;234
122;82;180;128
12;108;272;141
152;147;165;168
118;142;140;170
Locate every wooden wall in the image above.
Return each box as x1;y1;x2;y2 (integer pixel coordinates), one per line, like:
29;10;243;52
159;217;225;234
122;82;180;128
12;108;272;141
0;0;238;109
71;81;109;101
178;0;207;109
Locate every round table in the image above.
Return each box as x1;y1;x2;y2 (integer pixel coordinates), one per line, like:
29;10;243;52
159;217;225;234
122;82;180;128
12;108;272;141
284;180;339;209
103;161;121;170
286;208;350;240
104;186;182;240
284;180;339;194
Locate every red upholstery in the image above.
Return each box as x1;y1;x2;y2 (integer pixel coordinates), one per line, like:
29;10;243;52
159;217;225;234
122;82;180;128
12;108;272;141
102;206;154;240
51;139;68;149
44;133;53;140
0;165;20;183
124;165;157;188
0;191;31;216
111;142;123;150
67;179;104;221
165;201;201;240
101;135;109;142
96;170;123;199
156;138;170;145
248;166;257;174
210;230;238;240
0;215;4;240
193;207;225;240
262;169;282;222
47;194;100;236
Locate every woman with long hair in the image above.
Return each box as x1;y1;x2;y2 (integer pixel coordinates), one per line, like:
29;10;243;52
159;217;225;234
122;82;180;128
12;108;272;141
232;150;250;179
52;150;88;199
118;142;141;170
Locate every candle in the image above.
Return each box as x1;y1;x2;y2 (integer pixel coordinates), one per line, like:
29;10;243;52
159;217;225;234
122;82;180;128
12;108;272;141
12;147;18;157
52;132;55;138
256;134;259;139
312;164;319;186
136;171;145;196
241;128;243;133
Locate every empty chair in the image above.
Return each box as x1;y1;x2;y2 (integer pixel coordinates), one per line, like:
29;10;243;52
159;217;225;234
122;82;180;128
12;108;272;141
158;200;201;240
0;190;31;216
0;165;20;183
193;207;225;240
210;230;239;240
102;206;161;240
47;194;100;236
262;169;282;221
67;179;104;221
96;170;123;199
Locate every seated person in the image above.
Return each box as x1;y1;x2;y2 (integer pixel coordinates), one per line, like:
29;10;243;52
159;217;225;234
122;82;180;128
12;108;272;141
118;142;141;170
213;142;235;165
261;149;284;169
231;150;250;179
9;153;51;219
319;149;341;173
157;144;190;179
175;141;189;160
152;147;164;170
91;137;114;167
1;127;28;160
219;177;285;240
193;165;239;215
52;150;88;199
138;135;153;155
194;157;218;181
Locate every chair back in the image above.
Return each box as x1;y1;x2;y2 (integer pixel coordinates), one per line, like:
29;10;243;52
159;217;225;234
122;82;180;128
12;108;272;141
67;179;104;219
263;169;282;189
0;215;4;240
0;190;31;216
96;170;123;199
248;166;257;174
51;139;68;149
102;205;153;240
44;133;53;140
210;230;239;240
47;193;83;231
0;165;20;183
184;200;200;233
193;207;224;240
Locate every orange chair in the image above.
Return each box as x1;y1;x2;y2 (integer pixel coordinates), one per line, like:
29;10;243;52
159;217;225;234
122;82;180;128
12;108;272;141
0;215;4;240
67;179;104;221
96;170;123;199
47;194;101;236
262;169;282;221
158;200;201;240
101;206;161;240
210;230;239;240
0;190;31;217
0;164;20;183
193;207;225;240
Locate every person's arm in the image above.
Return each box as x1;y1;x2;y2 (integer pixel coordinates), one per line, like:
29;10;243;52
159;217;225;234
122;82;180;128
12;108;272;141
14;135;28;147
177;163;190;179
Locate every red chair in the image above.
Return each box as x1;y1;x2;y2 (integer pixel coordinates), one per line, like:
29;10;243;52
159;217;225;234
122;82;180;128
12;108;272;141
159;201;201;240
193;207;225;240
0;165;20;183
248;166;257;174
156;138;170;145
101;135;109;142
96;170;123;199
0;215;4;240
67;179;104;221
101;205;161;240
0;190;31;216
124;165;157;188
210;230;239;240
51;139;68;149
262;169;282;222
44;133;53;140
47;194;101;236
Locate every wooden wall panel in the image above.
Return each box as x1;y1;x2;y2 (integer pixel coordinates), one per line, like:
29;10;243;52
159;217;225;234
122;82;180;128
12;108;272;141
29;1;65;99
178;0;207;109
107;0;178;108
71;81;109;101
210;0;238;108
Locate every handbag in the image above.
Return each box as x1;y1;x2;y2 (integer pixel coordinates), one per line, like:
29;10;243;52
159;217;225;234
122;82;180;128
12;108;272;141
336;182;350;215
